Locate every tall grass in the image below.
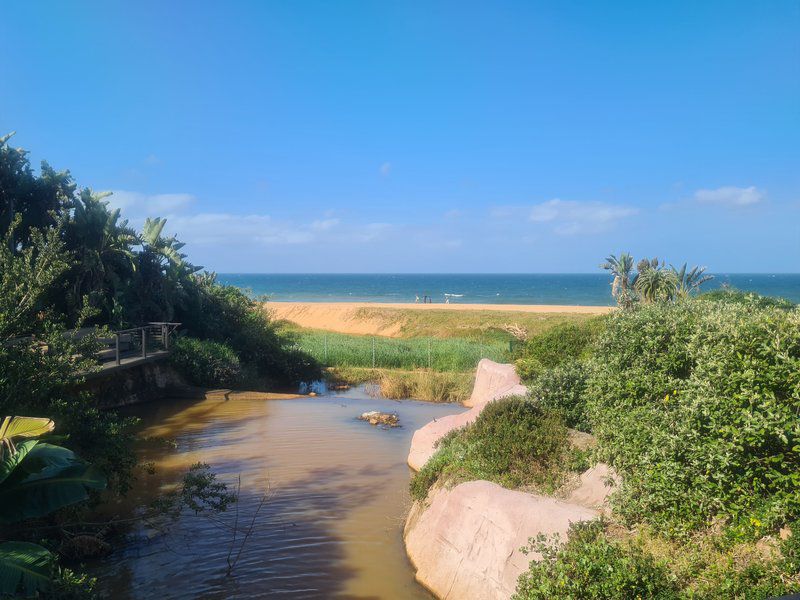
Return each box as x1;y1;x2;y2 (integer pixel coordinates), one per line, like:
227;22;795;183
293;330;509;371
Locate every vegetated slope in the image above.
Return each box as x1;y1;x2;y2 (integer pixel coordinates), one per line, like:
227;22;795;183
267;302;604;339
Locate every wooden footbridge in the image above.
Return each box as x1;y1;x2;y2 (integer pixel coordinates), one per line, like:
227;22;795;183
93;322;181;373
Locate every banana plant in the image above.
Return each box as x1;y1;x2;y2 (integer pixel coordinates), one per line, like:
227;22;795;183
0;416;106;596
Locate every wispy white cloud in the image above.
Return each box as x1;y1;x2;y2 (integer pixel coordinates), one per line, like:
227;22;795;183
107;190;195;216
108;190;395;250
379;162;392;177
310;218;340;231
528;199;638;235
693;186;765;207
354;222;392;242
444;209;463;220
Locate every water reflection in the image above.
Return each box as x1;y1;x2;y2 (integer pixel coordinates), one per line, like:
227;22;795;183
90;387;462;599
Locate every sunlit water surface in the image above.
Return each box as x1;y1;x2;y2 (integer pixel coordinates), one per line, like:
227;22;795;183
89;387;463;599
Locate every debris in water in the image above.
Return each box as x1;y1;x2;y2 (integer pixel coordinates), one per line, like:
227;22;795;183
358;411;400;428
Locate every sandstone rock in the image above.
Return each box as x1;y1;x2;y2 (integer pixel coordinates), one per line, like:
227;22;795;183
567;463;620;508
407;403;482;470
408;359;528;471
405;480;597;599
464;358;527;408
358;410;399;427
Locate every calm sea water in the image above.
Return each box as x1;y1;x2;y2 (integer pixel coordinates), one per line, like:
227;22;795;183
217;273;800;306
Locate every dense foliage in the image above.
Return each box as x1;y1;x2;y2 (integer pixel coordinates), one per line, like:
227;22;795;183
0;132;319;594
410;397;571;500
515;519;800;599
1;132;319;387
515;318;602;380
698;287;796;309
514;520;677;600
527;359;590;431
0;417;105;597
587;299;800;537
170;337;242;388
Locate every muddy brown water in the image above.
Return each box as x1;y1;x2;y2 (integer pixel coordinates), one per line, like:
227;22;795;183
89;387;463;599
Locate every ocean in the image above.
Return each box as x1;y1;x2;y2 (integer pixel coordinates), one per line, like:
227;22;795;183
216;273;800;306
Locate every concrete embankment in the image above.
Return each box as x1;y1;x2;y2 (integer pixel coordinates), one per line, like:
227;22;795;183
81;359;202;408
404;359;618;600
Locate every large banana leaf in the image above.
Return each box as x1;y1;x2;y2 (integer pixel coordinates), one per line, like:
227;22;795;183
0;416;55;441
0;541;53;596
0;439;38;485
0;444;106;524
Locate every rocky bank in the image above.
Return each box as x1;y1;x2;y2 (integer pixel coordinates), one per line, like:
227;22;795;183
404;359;618;600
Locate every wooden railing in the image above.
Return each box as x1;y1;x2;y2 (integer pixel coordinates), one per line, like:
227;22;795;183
104;322;181;366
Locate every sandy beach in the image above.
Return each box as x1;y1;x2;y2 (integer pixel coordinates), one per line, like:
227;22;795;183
265;301;612;337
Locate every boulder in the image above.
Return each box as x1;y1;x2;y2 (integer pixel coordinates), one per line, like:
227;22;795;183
407;359;527;471
358;410;400;427
407;403;483;470
464;358;527;408
404;480;598;599
567;463;619;508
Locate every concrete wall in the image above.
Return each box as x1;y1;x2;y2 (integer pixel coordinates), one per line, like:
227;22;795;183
81;358;202;409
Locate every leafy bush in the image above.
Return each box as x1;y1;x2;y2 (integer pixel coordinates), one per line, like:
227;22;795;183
516;318;603;380
410;397;570;500
586;300;800;536
527;360;590;431
170;337;242;388
514;520;678;600
698;288;796;310
515;520;800;599
177;280;321;386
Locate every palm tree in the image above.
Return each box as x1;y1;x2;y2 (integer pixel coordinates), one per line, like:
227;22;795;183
68;189;138;320
601;252;637;308
634;265;679;303
671;263;713;298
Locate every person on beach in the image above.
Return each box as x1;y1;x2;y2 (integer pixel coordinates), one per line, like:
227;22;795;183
415;294;420;303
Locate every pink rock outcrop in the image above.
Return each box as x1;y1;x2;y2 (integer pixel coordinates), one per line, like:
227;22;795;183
407;359;527;471
407;404;482;471
404;480;598;600
567;463;619;508
464;358;528;408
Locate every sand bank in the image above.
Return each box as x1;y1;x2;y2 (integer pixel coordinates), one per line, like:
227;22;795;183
264;301;613;337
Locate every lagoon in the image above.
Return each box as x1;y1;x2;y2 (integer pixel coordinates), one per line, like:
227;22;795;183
90;387;462;598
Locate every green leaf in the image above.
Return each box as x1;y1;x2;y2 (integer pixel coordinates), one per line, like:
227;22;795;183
0;416;54;441
0;439;37;485
0;541;53;597
0;445;106;524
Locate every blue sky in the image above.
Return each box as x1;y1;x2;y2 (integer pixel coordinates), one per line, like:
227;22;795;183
1;1;798;273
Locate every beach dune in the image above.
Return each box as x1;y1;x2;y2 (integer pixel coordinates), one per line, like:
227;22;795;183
265;301;612;337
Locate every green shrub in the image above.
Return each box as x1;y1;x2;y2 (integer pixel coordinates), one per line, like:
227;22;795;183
698;288;796;310
410;397;570;500
587;300;800;536
516;318;604;380
528;360;590;432
170;337;242;387
513;520;678;599
515;520;800;599
177;280;322;386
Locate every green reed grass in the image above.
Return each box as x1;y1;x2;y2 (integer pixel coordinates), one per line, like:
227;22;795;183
292;330;509;371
